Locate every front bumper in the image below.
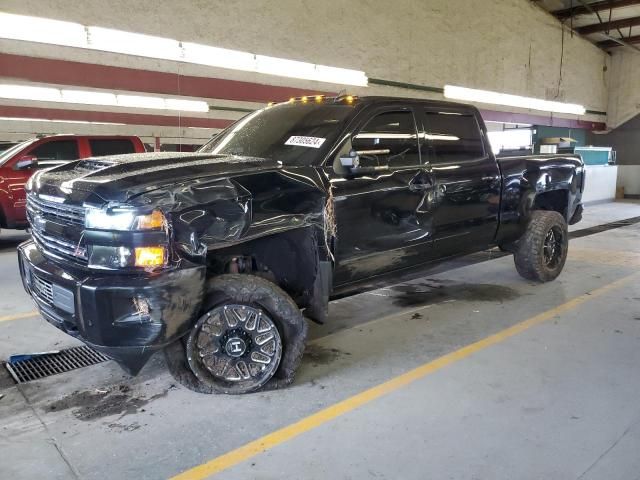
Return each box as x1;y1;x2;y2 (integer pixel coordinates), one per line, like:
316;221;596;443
18;240;206;374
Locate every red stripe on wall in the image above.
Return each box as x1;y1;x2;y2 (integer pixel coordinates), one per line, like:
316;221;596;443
0;105;234;129
0;53;334;103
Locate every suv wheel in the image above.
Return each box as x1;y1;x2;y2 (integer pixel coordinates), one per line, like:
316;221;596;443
514;210;568;282
164;274;307;394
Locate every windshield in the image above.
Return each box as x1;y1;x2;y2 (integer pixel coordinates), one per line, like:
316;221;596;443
198;103;356;166
0;138;38;166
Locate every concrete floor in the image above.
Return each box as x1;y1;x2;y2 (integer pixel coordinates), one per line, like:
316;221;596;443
1;201;640;480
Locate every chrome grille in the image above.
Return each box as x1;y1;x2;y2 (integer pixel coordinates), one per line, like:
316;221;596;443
27;194;85;226
32;273;54;304
31;228;87;261
27;193;88;264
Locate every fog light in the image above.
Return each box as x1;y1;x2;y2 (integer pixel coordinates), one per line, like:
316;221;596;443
134;246;166;267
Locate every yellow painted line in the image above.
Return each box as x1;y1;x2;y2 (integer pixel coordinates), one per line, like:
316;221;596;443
0;311;39;323
171;272;639;480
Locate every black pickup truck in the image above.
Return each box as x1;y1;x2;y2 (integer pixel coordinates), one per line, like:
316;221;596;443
18;96;584;394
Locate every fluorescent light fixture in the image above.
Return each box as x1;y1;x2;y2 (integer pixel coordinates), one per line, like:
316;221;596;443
0;85;61;102
0;84;208;112
61;89;117;106
88;26;182;61
181;42;255;71
0;13;87;48
444;85;586;116
0;116;125;125
165;98;209;112
0;13;368;86
117;94;166;110
255;55;316;79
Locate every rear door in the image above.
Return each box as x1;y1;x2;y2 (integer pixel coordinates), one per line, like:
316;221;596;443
419;107;501;256
328;104;437;285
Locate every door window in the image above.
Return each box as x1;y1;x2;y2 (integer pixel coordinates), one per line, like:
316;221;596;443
351;110;421;168
89;139;136;156
28;140;79;168
422;110;485;162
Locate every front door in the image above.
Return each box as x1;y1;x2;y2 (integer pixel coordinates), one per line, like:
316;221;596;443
327;105;437;286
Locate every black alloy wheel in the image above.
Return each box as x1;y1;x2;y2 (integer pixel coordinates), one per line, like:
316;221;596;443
186;303;282;394
542;225;564;269
514;210;569;282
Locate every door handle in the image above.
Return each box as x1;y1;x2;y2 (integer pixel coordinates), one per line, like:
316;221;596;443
438;184;447;194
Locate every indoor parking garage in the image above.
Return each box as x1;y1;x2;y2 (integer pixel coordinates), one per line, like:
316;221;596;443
1;1;640;479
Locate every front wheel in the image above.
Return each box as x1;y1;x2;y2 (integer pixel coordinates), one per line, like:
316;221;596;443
514;210;569;282
164;274;307;394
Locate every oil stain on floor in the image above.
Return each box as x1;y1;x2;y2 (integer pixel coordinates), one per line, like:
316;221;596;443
304;345;352;367
389;281;520;308
45;384;169;421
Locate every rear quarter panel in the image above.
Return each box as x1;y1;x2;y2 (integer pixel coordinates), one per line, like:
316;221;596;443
496;154;584;244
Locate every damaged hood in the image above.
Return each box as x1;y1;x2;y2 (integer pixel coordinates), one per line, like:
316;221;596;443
30;152;281;204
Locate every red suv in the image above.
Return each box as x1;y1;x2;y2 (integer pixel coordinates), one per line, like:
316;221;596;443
0;135;145;230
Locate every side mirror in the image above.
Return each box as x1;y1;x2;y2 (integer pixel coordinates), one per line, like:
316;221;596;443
339;149;390;177
14;155;38;170
339;150;359;171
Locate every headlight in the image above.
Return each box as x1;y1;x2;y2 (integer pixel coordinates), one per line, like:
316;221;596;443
85;208;165;231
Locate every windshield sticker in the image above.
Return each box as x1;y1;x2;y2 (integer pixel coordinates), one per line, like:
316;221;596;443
285;136;326;149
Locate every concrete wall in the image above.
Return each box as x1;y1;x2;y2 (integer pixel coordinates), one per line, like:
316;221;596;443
607;50;640;130
0;0;609;117
617;166;640;196
588;114;640;166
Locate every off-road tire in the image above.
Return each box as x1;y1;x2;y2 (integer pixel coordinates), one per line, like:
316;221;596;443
514;210;568;282
164;274;307;394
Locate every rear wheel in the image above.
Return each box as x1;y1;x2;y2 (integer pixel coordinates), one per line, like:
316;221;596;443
514;210;568;282
165;274;307;394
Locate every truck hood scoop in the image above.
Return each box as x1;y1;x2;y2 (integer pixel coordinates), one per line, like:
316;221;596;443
74;159;117;173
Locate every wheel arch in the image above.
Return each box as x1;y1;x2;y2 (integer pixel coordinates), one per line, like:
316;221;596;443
531;188;570;220
206;226;332;323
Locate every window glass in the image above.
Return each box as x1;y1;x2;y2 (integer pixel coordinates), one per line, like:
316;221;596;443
423;111;485;162
351;110;420;168
0;139;38;166
89;139;136;156
199;103;355;166
30;140;79;164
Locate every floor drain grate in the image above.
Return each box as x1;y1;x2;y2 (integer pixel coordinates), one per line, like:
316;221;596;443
5;346;110;384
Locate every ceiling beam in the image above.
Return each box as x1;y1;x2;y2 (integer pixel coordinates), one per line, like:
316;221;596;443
577;15;640;34
553;0;640;19
596;33;640;47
